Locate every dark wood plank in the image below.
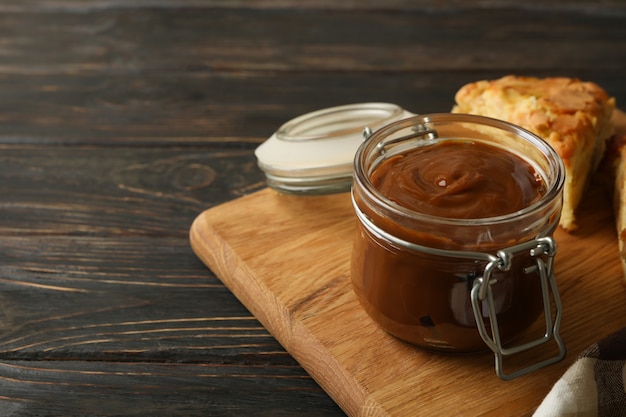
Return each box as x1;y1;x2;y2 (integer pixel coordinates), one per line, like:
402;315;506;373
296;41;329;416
0;0;624;12
0;147;265;235
0;6;621;146
0;235;289;357
0;72;623;145
0;236;259;359
0;360;343;416
0;7;621;75
0;235;345;414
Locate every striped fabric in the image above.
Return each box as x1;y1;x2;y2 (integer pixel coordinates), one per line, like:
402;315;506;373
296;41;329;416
534;327;626;417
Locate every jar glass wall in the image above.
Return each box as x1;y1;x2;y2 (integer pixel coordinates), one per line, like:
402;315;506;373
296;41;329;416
350;114;565;364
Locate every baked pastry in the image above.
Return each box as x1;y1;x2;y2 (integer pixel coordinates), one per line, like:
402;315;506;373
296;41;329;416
603;109;626;278
452;75;615;231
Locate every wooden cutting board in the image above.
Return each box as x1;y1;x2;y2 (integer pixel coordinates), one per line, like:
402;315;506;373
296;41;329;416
190;181;626;416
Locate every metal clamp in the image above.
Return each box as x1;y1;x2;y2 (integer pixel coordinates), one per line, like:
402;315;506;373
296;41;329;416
362;123;438;154
470;237;566;380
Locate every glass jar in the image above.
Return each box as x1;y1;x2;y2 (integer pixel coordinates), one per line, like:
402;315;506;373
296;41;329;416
351;113;566;380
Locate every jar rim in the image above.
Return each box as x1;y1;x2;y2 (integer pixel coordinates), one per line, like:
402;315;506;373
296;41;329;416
276;102;404;142
353;113;566;226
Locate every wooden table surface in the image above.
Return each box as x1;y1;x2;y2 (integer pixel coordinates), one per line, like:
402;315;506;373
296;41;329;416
2;1;626;416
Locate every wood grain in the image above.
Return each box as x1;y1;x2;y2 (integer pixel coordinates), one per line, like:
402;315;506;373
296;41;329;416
1;0;625;11
190;182;626;416
0;147;265;236
0;7;621;74
0;7;622;146
0;72;622;146
0;233;344;416
0;360;335;416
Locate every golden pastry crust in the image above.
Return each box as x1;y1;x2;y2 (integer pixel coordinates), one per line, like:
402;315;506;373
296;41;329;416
452;75;615;231
603;109;626;280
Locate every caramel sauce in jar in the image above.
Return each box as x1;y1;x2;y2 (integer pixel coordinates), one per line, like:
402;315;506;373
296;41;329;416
351;114;565;353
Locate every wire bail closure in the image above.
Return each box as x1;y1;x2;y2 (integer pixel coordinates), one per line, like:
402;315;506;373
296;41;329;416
363;122;438;155
470;236;566;380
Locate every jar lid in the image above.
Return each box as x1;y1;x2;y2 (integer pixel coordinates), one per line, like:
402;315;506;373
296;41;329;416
255;102;412;194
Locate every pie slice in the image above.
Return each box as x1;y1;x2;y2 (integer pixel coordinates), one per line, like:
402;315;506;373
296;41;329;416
603;109;626;279
452;75;615;231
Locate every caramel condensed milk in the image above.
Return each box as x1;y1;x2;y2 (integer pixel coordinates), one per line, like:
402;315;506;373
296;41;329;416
351;113;566;380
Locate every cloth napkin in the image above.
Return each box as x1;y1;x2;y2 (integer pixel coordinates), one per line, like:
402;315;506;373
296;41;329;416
533;327;626;417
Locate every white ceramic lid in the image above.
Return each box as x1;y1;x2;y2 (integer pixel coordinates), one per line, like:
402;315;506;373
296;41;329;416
255;102;413;194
